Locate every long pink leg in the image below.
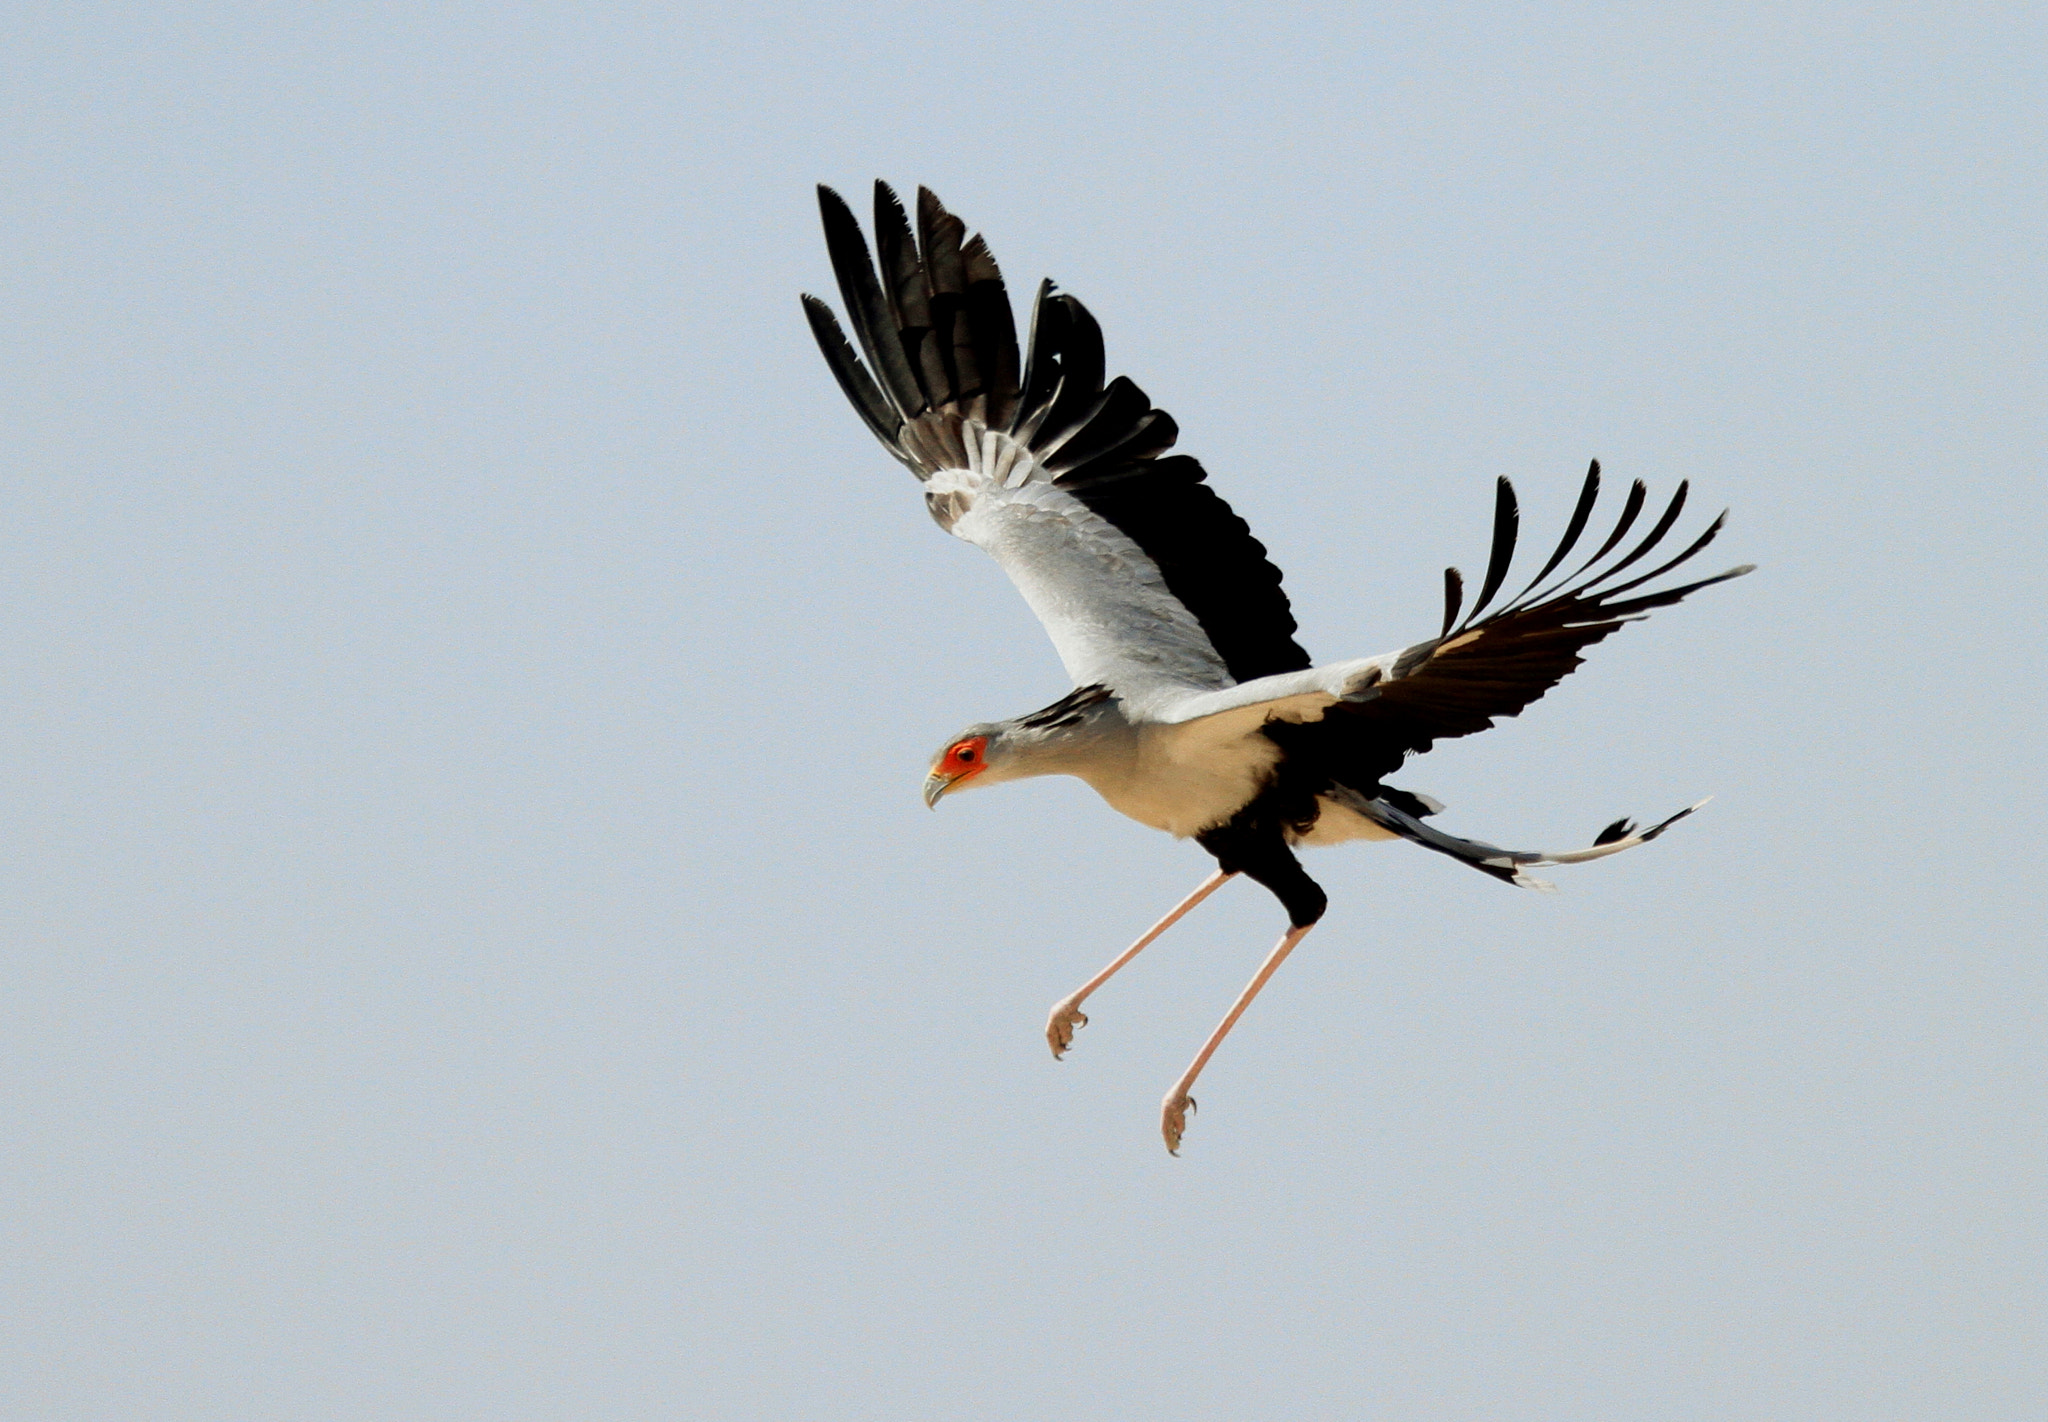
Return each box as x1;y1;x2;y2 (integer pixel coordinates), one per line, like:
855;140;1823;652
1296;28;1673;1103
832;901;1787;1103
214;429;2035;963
1045;870;1235;1059
1160;921;1317;1154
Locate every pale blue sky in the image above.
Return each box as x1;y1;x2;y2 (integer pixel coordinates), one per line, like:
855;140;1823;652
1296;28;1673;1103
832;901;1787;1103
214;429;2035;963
3;3;2043;1418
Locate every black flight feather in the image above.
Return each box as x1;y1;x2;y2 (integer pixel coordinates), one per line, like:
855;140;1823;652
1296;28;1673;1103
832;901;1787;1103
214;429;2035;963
1597;510;1729;600
1042;376;1154;473
805;182;1317;685
1599;561;1755;619
1568;478;1649;584
1013;280;1067;437
1506;476;1652;613
1031;295;1106;450
801;295;901;452
1581;481;1690;592
1305;467;1752;786
1061;455;1309;681
1459;477;1521;629
1440;567;1465;640
1053;407;1180;485
1505;461;1602;612
817;185;924;421
872;183;944;411
961;234;1020;428
916;187;980;408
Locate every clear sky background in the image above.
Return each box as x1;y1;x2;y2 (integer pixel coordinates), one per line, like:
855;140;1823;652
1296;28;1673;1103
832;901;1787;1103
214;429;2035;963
3;3;2042;1418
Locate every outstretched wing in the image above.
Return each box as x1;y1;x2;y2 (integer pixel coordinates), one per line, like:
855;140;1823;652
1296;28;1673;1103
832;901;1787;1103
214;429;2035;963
1309;462;1752;781
1149;463;1749;763
802;182;1310;715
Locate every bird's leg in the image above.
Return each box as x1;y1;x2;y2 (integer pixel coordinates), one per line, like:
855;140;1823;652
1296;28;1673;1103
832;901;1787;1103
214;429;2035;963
1046;870;1234;1059
1160;921;1317;1155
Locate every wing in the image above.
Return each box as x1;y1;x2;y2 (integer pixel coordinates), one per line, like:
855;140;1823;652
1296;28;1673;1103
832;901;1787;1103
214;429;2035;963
801;182;1311;715
1312;462;1752;780
1152;463;1751;764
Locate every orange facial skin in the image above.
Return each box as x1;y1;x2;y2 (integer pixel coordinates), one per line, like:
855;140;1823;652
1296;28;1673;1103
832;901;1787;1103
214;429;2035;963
936;736;990;786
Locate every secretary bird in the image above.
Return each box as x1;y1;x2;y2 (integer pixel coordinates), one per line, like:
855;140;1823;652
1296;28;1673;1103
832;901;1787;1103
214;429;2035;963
801;182;1750;1153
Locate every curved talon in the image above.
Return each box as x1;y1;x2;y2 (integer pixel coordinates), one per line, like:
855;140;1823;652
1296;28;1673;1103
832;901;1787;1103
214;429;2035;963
1042;872;1237;1065
1046;999;1089;1059
1161;1092;1196;1155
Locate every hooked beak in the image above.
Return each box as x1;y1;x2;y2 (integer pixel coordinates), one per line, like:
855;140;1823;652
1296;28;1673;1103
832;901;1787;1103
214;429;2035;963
922;771;956;809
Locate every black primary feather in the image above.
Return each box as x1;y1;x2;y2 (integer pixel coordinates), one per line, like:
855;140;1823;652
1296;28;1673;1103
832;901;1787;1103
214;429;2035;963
916;186;979;407
801;296;900;452
1439;567;1465;640
1582;481;1691;592
1291;469;1751;787
1458;477;1521;629
1493;472;1653;618
1032;295;1107;449
872;183;944;411
1556;477;1650;591
1598;561;1755;618
816;186;923;421
805;181;1314;684
1013;280;1068;436
1505;461;1602;611
1042;377;1154;474
960;234;1021;428
1597;511;1729;600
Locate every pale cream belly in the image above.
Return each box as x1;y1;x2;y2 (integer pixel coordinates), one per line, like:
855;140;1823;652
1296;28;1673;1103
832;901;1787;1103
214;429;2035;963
1093;768;1272;838
1085;727;1283;839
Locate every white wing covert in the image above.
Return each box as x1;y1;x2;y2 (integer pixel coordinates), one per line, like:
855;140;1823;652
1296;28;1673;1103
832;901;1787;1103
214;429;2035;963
949;475;1234;713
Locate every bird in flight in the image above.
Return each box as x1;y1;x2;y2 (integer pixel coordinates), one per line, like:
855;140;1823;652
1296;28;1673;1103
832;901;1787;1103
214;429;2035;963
802;182;1751;1153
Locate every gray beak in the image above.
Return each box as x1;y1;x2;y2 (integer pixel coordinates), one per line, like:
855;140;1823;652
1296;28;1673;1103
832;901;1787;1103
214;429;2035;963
922;772;954;809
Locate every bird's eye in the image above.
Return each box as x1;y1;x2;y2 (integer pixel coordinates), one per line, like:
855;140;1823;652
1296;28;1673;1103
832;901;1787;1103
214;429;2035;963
955;746;977;763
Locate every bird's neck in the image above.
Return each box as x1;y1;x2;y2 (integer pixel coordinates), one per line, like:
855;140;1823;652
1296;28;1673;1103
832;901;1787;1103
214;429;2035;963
1003;710;1138;784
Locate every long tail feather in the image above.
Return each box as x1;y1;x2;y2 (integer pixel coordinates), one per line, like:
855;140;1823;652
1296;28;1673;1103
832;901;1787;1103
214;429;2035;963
1329;788;1714;891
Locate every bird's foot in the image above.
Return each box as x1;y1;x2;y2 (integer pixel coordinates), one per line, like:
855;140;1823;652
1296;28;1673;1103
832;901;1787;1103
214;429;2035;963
1161;1089;1196;1155
1045;998;1089;1059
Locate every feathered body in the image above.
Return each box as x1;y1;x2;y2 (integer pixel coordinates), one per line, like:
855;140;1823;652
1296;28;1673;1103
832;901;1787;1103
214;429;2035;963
802;182;1751;1149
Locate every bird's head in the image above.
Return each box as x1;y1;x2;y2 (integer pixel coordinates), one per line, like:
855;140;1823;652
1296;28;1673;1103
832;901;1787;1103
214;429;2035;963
921;689;1121;807
922;723;1011;808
